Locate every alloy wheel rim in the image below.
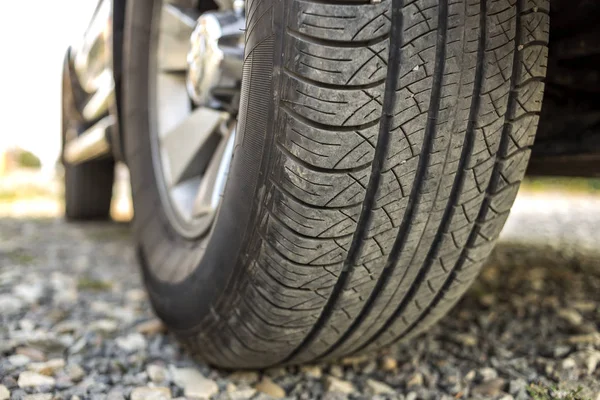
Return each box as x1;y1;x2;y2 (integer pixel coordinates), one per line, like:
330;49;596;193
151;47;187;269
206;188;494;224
149;1;239;239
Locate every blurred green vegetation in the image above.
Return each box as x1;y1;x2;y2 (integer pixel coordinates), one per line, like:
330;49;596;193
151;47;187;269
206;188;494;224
77;278;113;291
522;177;600;194
0;185;56;202
16;149;41;169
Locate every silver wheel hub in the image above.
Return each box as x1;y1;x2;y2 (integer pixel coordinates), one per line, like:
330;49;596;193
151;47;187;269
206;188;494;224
152;1;245;238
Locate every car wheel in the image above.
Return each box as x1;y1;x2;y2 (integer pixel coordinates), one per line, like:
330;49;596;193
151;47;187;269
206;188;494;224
123;0;549;368
62;53;115;221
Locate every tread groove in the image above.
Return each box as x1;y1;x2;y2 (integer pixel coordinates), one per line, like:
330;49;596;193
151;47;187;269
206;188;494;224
317;0;451;359
382;0;530;347
349;0;485;352
279;0;404;365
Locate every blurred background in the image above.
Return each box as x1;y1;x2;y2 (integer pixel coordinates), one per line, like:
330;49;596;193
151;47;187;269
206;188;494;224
0;0;131;219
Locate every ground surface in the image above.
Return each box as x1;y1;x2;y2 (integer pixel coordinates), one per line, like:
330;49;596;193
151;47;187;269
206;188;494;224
1;190;599;400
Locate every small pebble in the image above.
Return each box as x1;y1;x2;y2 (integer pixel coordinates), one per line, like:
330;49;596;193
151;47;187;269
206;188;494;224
558;308;584;326
15;347;45;362
8;354;31;367
255;377;286;399
381;357;397;371
130;386;171;400
27;358;65;376
171;367;218;399
115;333;147;352
0;385;9;400
147;364;170;384
17;372;55;388
22;395;53;400
324;376;355;394
300;365;322;379
228;371;260;384
136;319;166;335
407;372;423;388
471;378;506;397
366;379;394;395
89;319;118;334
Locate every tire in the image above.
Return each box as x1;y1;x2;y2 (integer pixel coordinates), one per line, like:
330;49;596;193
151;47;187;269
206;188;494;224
123;0;549;368
61;53;115;221
63;160;115;220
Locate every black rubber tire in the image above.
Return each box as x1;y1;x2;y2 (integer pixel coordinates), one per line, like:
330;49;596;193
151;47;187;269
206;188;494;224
123;0;549;368
61;53;115;221
63;160;115;220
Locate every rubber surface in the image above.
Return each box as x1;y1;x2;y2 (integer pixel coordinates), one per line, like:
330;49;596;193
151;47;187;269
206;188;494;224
62;53;114;221
124;0;549;368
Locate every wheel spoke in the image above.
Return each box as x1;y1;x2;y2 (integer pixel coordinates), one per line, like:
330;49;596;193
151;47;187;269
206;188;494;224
193;125;236;216
160;107;228;187
158;4;198;72
157;72;190;139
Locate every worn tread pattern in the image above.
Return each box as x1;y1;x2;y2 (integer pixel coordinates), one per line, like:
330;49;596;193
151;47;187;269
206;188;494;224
181;0;549;368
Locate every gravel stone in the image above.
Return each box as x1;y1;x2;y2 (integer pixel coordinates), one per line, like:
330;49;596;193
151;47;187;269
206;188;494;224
146;364;170;384
558;308;584;326
27;358;65;376
135;319;166;335
300;365;323;379
228;371;260;384
9;354;31;367
0;295;24;314
478;367;498;382
228;387;257;400
365;379;394;395
89;319;118;334
106;389;127;400
65;363;85;382
406;372;423;388
13;282;44;304
130;386;171;400
1;194;599;399
255;377;286;399
381;357;397;371
0;385;9;400
14;347;45;362
22;394;53;400
171;367;218;399
17;372;55;388
328;366;344;379
115;333;147;352
324;377;355;394
471;378;506;397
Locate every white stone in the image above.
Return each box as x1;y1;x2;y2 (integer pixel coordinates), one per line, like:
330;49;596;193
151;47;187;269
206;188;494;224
13;282;44;304
23;395;53;400
17;371;56;388
0;385;9;400
325;376;355;394
130;386;172;400
171;367;218;399
89;319;118;334
8;354;31;367
27;358;66;376
115;333;147;352
300;365;322;379
0;295;23;314
147;364;170;383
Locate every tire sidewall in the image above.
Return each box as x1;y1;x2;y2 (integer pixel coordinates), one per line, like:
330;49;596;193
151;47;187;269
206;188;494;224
122;0;277;331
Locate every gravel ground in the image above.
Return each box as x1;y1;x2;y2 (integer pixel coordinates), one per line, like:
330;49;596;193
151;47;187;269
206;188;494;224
1;191;599;400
